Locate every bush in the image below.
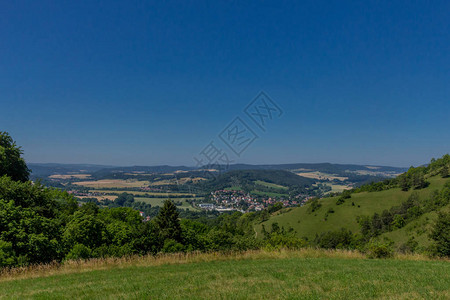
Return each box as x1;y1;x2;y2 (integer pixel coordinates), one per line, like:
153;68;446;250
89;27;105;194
162;239;185;253
264;234;308;250
398;237;418;254
0;240;15;267
314;229;355;249
429;212;450;257
66;244;92;260
307;199;322;213
336;198;345;205
365;241;393;259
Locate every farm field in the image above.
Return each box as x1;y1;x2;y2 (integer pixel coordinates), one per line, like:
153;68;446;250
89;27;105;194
325;183;352;193
89;189;195;197
49;174;92;179
296;171;348;181
76;195;118;201
74;179;150;188
256;176;450;240
254;180;288;190
0;250;448;299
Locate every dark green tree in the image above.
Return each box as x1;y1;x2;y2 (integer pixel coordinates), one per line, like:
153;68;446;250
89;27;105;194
0;132;30;182
430;212;450;256
441;165;449;178
154;200;182;242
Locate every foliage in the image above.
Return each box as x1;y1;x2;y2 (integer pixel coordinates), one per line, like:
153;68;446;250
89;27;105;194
314;228;361;250
357;185;450;240
429;211;450;257
154;200;182;242
336;190;351;205
365;240;393;259
0;132;30;182
307;198;322;213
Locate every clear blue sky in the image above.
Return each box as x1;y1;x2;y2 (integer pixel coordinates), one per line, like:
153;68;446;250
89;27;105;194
1;1;449;167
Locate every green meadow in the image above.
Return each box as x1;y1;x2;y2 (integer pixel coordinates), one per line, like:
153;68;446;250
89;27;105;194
0;250;448;299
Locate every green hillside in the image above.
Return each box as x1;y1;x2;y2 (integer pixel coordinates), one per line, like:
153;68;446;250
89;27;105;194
256;175;450;246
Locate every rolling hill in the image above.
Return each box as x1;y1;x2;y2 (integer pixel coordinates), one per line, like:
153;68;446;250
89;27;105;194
255;158;450;250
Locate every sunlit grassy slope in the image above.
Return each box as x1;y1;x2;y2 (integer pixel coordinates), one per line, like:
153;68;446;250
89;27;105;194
256;176;450;241
0;250;448;299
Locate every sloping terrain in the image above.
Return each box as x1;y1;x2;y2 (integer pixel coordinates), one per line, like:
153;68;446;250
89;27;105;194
256;176;450;245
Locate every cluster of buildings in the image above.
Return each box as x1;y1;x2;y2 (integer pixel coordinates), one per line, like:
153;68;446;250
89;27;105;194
208;189;264;211
201;189;309;212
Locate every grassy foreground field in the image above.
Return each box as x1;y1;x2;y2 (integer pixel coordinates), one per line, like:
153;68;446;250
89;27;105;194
1;250;448;299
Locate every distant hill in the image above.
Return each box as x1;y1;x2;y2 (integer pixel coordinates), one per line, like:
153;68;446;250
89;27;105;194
29;161;406;181
199;169;315;192
224;162;405;173
28;163;115;177
92;165;196;177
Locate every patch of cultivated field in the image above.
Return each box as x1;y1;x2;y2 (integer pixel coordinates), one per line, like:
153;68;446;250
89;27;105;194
254;180;288;190
325;183;352;193
90;189;195;197
149;179;173;186
0;250;448;299
76;195;117;201
49;174;92;179
296;171;348;181
74;179;150;188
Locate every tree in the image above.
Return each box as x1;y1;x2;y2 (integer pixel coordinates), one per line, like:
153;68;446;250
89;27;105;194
0;132;30;182
115;193;134;206
154;200;182;242
441;165;449;178
63;211;105;250
391;215;406;229
399;176;410;191
430;212;450;256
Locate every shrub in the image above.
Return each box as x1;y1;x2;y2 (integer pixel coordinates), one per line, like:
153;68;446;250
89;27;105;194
365;241;393;259
307;199;322;213
429;212;450;257
0;240;15;267
66;244;92;260
162;239;185;253
336;198;345;205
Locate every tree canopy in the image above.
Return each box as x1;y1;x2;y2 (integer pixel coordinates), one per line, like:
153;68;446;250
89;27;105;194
0;132;30;182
